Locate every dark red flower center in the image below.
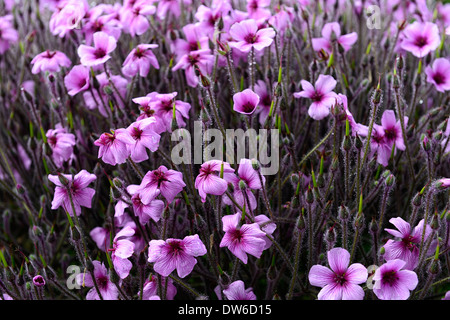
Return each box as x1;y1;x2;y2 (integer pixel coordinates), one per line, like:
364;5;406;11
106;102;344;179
94;48;107;59
401;235;416;251
131;126;143;140
333;273;347;286
382;270;399;286
231;229;244;242
168;240;184;254
96;275;108;289
311;91;324;102
414;36;428;48
241;102;256;113
433;72;445;85
244;33;257;44
384;127;397;141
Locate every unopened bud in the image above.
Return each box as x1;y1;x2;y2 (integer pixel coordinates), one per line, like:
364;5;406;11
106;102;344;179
32;275;46;287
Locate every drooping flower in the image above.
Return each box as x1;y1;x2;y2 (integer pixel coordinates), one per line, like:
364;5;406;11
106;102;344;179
140;275;177;300
312;22;358;54
308;247;368;300
139;166;186;204
126;117;161;163
400;21;440;58
122;44;160;78
372;259;418;300
293;74;337;120
233;89;260;115
125;184;164;225
383;217;437;270
108;225;135;279
172;49;214;87
425;58;450;92
219;212;267;264
94;129;135;166
46;124;76;167
31;50;71;74
223;280;257;300
228;19;275;53
77;31;117;67
0;14;18;54
147;234;207;278
195;160;235;202
64;65;90;96
76;260;119;300
48;170;96;216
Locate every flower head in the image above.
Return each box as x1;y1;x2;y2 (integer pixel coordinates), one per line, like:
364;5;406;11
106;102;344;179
126;117;161;163
401;21;440;58
77;31;117;66
308;247;368;300
148;234;207;278
312;22;358;54
372;259;418;300
223;280;257;300
109;225;135;279
48;170;96;216
425;58;450;92
139;165;186;204
228;19;275;53
31;50;71;74
233;89;260;115
122;44;159;78
195;160;235;202
64;65;90;96
94;129;135;166
293;74;337;120
46;124;76;167
76;260;118;300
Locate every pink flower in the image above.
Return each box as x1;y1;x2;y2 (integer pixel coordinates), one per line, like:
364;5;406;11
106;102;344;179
77;31;117;67
195;160;235;202
401;21;440;58
372;259;418;300
120;0;156;37
141;275;177;300
223;280;257;300
233;89;260;115
228;19;275;53
156;0;191;19
139;165;186;204
48;170;96;216
254;80;272;124
312;22;358;54
46;124;76;167
308;247;368;300
126;117;161;163
125;184;164;225
380;109;408;151
49;0;88;38
94;129;135;166
82;6;121;45
223;158;265;212
108;225;135;279
219;212;267;264
31;50;71;74
246;0;271;20
76;260;119;300
147;234;207;278
383;217;437;270
194;1;231;38
425;58;450;92
172;48;215;87
0;15;18;54
172;23;210;60
64;65;90;96
293;74;337;120
90;226;111;251
122;44;160;78
146;92;192;132
366;124;392;167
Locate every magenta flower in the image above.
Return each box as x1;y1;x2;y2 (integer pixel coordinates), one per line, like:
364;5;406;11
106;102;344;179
82;6;121;45
172;49;214;87
372;259;418;300
32;275;46;287
122;44;160;78
48;170;96;216
132;95;167;134
90;226;111;251
94;129;135;166
425;58;450;92
125;184;164;225
76;260;119;300
254;214;276;250
223;158;265;212
233;89;260;115
121;0;156;37
64;65;90;96
0;15;18;54
156;0;190;19
31;50;71;74
147;234;207;278
77;31;117;67
49;0;88;38
46;124;76;168
383;217;436;270
172;23;210;60
228;19;275;53
194;1;231;38
246;0;271;20
141;275;177;300
108;225;135;279
219;212;267;264
146;92;192;132
223;280;257;300
293;74;338;120
139;165;186;204
308;247;368;300
380;109;408;151
367;124;392;167
312;22;358;54
195;160;235;202
401;21;440;58
126;118;161;163
254;80;272;124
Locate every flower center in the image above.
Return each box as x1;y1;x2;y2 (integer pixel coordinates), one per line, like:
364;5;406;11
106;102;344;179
168;240;184;255
131;126;143;140
384;127;397;141
414;36;428;48
244;33;257;44
231;229;243;242
382;270;399;286
311;91;323;102
333;273;347;286
94;48;107;59
401;235;416;250
241;102;255;113
97;276;108;289
433;72;445;85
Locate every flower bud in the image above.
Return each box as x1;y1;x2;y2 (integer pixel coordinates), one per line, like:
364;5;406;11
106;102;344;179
251;158;260;171
32;275;46;287
239;179;247;191
58;173;70;187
